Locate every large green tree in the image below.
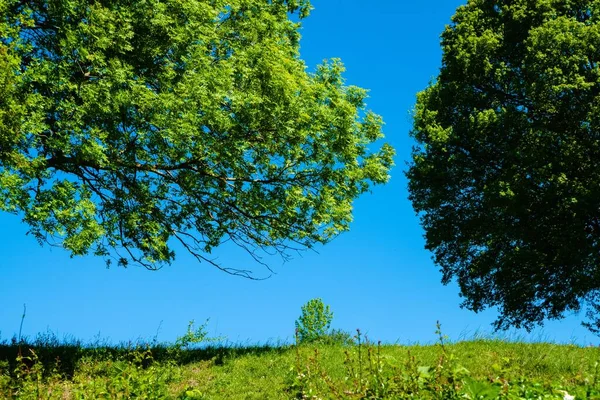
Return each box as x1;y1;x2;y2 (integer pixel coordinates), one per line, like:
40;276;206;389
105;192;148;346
408;0;600;330
0;0;393;276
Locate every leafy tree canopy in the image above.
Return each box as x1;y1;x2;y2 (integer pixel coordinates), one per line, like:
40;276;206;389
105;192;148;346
0;0;394;276
408;0;600;330
295;297;333;343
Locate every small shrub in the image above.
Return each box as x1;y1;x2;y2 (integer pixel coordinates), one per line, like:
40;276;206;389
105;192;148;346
321;329;354;346
295;298;334;344
175;320;211;350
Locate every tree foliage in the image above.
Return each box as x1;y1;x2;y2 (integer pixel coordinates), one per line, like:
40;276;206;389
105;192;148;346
295;297;333;343
408;0;600;330
0;0;393;276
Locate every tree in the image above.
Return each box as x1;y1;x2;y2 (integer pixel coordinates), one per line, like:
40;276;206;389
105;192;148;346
0;0;394;276
295;297;333;343
407;0;600;331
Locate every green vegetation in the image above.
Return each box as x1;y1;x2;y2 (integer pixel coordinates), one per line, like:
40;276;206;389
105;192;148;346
295;298;334;344
0;325;599;399
408;0;600;332
0;0;393;276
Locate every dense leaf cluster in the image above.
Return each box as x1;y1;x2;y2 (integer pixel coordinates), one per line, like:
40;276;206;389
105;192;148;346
294;297;333;343
0;0;393;275
408;0;600;329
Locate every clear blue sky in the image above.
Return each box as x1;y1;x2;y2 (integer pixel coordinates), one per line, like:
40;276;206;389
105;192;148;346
1;0;596;346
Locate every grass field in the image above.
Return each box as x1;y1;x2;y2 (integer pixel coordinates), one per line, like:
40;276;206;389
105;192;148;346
1;326;599;399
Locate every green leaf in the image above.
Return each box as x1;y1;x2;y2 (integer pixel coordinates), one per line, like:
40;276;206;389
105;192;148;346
0;0;394;276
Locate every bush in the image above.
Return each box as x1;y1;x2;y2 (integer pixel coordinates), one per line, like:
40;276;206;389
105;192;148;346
295;298;334;344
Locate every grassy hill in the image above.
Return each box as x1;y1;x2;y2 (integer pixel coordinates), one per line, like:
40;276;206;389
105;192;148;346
0;328;599;399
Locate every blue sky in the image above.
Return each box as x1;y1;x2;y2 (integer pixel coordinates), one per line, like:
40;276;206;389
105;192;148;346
1;0;597;346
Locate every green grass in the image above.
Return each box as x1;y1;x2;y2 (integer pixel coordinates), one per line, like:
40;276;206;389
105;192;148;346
0;329;599;399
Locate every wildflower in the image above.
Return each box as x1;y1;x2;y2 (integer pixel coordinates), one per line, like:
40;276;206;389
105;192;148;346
559;390;575;400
